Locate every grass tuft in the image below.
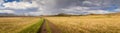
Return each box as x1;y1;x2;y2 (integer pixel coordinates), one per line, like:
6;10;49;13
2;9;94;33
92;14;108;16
19;19;44;33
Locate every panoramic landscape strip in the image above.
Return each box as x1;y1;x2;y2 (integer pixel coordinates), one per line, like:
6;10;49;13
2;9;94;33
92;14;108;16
1;14;120;33
0;0;120;33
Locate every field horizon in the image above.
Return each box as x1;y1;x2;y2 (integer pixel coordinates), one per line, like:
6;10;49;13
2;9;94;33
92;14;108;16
0;13;120;33
0;0;120;33
44;14;120;33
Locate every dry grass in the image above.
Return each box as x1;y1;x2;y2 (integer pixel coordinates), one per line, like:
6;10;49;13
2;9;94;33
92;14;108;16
0;17;41;33
45;15;120;33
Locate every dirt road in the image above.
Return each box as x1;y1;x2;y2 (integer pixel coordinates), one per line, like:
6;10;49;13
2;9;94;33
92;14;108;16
47;20;62;33
38;19;62;33
37;20;47;33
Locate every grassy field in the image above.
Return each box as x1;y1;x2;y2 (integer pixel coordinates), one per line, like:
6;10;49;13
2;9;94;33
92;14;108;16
45;15;120;33
0;17;44;33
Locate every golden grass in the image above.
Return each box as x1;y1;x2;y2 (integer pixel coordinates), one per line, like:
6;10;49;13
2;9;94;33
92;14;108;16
0;17;40;33
45;15;120;33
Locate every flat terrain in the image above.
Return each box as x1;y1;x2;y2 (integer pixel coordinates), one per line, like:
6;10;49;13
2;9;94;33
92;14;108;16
1;14;120;33
44;15;120;33
0;17;43;33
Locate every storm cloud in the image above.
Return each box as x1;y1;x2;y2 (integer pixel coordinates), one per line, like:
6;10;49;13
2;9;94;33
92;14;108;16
27;0;119;15
0;0;120;16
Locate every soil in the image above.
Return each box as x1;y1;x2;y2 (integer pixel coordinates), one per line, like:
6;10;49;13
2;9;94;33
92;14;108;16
38;19;62;33
37;20;47;33
47;20;62;33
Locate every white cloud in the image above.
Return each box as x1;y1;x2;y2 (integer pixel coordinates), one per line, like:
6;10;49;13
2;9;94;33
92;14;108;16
27;11;59;16
0;0;3;2
3;1;38;9
62;6;113;15
88;10;113;14
83;1;93;4
0;10;14;13
114;8;120;11
62;6;90;11
83;1;101;6
25;12;41;16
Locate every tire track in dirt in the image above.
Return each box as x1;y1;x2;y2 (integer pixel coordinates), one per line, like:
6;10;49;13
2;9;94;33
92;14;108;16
46;20;62;33
37;20;47;33
37;19;62;33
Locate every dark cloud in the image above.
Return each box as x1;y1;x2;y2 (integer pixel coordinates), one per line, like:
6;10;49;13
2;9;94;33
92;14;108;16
0;0;120;15
25;0;120;15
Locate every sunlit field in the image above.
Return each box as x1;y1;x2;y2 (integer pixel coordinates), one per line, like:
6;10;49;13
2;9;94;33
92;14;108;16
0;17;44;33
45;15;120;33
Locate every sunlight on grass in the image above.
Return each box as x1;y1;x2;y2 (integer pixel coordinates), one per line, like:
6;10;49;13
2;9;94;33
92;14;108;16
45;15;120;33
0;17;44;33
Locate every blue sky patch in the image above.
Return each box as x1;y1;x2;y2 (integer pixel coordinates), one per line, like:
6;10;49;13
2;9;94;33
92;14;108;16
4;0;22;3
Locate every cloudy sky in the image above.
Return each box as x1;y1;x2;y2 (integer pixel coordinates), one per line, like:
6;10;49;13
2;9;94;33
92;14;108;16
0;0;120;16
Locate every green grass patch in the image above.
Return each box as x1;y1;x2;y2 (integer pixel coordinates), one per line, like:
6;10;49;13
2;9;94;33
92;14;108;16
19;19;44;33
46;22;52;33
